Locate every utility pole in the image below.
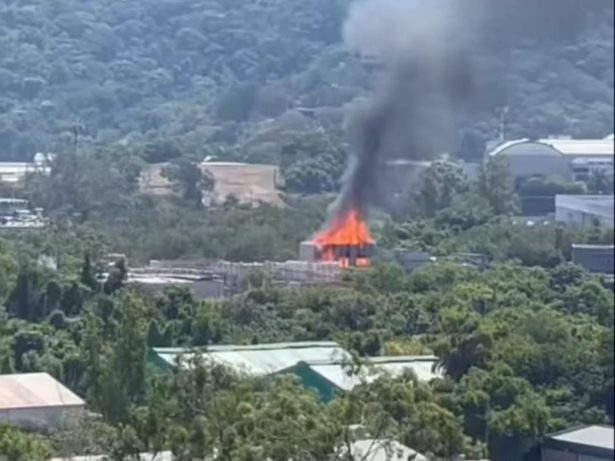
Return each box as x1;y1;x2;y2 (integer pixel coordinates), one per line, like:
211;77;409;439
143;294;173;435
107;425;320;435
498;106;509;143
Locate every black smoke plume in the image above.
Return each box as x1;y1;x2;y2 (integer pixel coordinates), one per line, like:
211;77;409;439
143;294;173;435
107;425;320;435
331;0;611;220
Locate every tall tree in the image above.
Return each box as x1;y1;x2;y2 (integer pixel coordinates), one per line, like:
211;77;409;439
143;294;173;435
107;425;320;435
478;156;517;215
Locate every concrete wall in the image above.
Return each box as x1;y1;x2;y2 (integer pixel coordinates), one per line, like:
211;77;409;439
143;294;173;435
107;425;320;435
0;405;85;432
572;247;615;274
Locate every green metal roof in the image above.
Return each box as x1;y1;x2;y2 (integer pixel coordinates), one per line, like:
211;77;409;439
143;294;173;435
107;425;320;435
303;355;442;392
150;341;350;376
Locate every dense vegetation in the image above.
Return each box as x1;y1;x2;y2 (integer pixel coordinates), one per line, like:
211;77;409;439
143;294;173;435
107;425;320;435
0;0;612;169
0;0;613;460
0;232;613;460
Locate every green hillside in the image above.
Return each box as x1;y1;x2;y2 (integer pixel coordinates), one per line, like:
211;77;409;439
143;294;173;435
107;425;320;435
0;0;612;162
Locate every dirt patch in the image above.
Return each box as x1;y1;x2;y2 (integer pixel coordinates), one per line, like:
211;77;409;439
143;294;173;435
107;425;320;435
139;162;283;206
201;162;283;206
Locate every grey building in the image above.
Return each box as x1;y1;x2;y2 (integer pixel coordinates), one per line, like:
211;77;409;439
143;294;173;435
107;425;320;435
555;195;614;229
571;244;614;274
487;137;614;183
542;425;614;461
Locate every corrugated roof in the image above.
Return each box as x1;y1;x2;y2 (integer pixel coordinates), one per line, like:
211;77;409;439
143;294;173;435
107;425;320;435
555;195;614;219
0;373;84;410
489;138;614;157
152;342;350;376
572;244;614;250
550;425;614;450
49;452;173;461
540;138;614;156
347;439;428;461
307;356;443;391
369;355;443;382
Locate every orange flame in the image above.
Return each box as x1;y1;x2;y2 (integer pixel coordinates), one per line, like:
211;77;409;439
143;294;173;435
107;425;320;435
313;209;374;267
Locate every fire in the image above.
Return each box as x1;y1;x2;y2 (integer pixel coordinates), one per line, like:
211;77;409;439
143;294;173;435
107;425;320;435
313;209;374;267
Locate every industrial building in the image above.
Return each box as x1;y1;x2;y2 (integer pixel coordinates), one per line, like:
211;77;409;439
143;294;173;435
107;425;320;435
126;267;227;300
0;153;53;184
149;343;442;401
129;259;343;297
541;425;614;461
487;137;614;182
571;244;614;274
0;198;47;228
285;355;442;401
555;195;614;229
149;341;350;375
0;373;85;432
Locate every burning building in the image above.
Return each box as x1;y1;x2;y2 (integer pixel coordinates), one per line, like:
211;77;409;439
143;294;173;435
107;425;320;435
300;209;375;267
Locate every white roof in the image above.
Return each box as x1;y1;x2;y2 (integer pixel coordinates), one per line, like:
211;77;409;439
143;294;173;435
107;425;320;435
550;425;614;450
128;275;194;285
308;356;443;392
490;138;614;157
0;373;84;410
153;342;350;376
540;138;614;156
49;452;173;461
347;439;428;461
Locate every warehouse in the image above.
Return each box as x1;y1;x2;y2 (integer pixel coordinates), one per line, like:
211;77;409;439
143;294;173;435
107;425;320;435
571;244;614;274
0;373;85;432
555;195;614;229
149;341;350;375
487;137;614;182
287;355;442;401
542;425;614;461
149;344;442;401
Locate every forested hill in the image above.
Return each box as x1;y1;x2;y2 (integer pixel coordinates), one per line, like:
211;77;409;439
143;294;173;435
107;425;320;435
0;0;612;162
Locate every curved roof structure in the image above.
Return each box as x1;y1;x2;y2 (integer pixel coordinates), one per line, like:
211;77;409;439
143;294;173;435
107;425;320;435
490;138;614;158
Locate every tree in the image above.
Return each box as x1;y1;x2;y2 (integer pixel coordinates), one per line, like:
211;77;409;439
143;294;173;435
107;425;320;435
163;158;215;208
478;156;517;215
80;253;99;291
0;425;50;461
86;294;149;423
419;160;469;216
104;258;127;295
7;264;45;321
280;131;346;195
587;169;615;195
142;140;183;164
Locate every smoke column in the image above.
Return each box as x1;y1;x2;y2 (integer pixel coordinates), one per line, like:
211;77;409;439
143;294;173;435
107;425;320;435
331;0;610;220
332;0;474;218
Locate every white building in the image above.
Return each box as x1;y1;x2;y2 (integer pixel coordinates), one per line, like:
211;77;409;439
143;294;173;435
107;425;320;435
555;195;614;229
0;153;53;184
488;137;614;182
0;373;85;432
542;425;613;461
